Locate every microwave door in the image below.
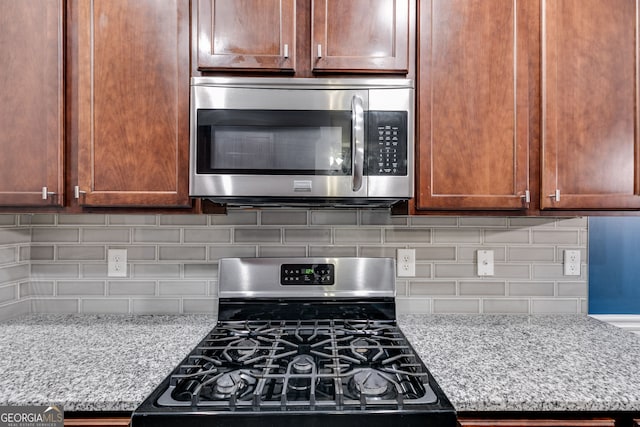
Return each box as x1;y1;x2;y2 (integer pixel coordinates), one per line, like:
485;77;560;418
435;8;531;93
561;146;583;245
351;95;365;194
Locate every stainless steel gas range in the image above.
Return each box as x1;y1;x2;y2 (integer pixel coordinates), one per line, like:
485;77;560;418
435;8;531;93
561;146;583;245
131;257;455;427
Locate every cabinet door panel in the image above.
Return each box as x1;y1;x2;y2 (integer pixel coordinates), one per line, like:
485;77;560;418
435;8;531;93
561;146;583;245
416;0;531;210
542;0;640;209
75;0;190;207
0;0;64;207
196;0;296;71
312;0;409;73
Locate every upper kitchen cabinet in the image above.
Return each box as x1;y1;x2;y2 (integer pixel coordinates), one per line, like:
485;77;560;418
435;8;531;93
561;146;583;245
311;0;410;73
195;0;412;75
541;0;640;209
416;0;536;210
195;0;296;72
71;0;191;208
0;0;64;207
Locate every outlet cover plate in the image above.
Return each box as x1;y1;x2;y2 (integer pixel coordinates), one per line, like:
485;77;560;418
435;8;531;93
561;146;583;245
108;249;127;278
397;248;416;277
564;249;581;276
477;250;494;276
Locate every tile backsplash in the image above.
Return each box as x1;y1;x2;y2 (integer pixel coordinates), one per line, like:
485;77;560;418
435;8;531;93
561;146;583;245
0;211;587;320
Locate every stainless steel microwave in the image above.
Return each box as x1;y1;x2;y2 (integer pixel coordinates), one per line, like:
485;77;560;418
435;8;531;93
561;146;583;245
189;78;414;207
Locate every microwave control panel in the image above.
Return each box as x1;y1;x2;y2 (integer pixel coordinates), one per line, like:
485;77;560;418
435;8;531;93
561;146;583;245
367;111;408;176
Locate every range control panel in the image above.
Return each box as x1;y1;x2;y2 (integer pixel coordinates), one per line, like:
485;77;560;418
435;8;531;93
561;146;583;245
280;264;335;285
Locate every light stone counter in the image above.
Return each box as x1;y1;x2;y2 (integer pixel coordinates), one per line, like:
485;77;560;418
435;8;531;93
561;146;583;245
1;314;639;413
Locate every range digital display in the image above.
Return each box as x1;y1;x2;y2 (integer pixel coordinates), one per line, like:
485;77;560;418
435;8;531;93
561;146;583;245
280;264;334;285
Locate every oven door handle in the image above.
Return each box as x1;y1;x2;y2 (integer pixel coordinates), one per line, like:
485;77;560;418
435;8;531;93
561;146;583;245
351;95;365;192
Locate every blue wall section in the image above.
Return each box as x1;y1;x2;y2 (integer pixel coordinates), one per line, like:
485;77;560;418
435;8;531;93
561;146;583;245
589;217;640;314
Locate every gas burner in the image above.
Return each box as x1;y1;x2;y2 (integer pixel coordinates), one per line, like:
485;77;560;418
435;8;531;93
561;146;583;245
206;370;257;400
349;337;384;362
348;369;395;399
288;354;315;391
223;337;260;362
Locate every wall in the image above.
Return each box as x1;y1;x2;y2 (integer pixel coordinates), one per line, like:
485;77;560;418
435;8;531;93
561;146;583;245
589;216;640;314
0;215;31;321
0;211;588;319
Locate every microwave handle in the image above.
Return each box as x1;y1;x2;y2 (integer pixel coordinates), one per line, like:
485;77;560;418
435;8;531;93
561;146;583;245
351;95;365;192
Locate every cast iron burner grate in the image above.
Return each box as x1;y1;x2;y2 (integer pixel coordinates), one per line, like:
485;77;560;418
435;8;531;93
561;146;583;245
157;319;438;411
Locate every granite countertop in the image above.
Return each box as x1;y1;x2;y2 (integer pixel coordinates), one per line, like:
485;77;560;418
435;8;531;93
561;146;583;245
1;314;640;413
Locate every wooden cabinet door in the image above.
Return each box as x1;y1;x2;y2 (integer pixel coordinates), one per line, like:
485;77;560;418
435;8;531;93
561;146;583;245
195;0;296;72
541;0;640;209
312;0;410;73
0;0;64;207
73;0;191;207
416;0;532;210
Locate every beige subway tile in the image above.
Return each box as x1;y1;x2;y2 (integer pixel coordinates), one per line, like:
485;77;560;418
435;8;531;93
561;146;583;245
259;245;307;257
409;217;458;227
58;281;105;296
21;282;54;297
460;217;508;227
109;215;157;226
533;264;584;280
433;229;481;244
82;264;108;278
133;264;180;279
508;217;556;228
159;281;208;296
58;215;106;225
0;247;16;265
111;246;156;261
29;214;57;225
396;297;431;314
434;264;476;278
234;228;281;243
508;247;555;262
459;281;506;296
409;281;456;296
1;264;30;282
82;228;130;243
31;299;79;314
508;282;555;297
531;299;579;314
493;264;531;279
183;298;217;314
557;282;587;297
184;264;218;278
284;229;331;243
532;230;579;245
0;285;16;303
483;299;529;314
262;210;308;225
433;298;480;314
29;246;54;261
31;264;78;279
310;210;357;226
184;229;231;243
359;246;400;258
32;228;78;243
414;264;432;278
58;246;105;261
159;215;208;226
211;210;258;225
385;229;431;243
159;246;206;261
19;247;30;262
415;246;456;261
210;246;257;260
82;299;129;314
133;228;180;243
360;210;407;226
309;246;357;257
335;229;381;243
395;280;408;296
0;300;30;321
0;215;17;226
132;298;180;314
484;229;529;244
556;217;587;228
108;281;156;296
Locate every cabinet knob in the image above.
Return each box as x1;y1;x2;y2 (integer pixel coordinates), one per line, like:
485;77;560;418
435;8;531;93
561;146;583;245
74;185;86;199
317;44;322;58
283;44;289;59
549;189;561;202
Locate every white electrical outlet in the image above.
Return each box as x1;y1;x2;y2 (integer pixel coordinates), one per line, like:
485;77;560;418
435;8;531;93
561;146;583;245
477;250;494;276
397;248;416;277
108;249;127;277
564;249;581;276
